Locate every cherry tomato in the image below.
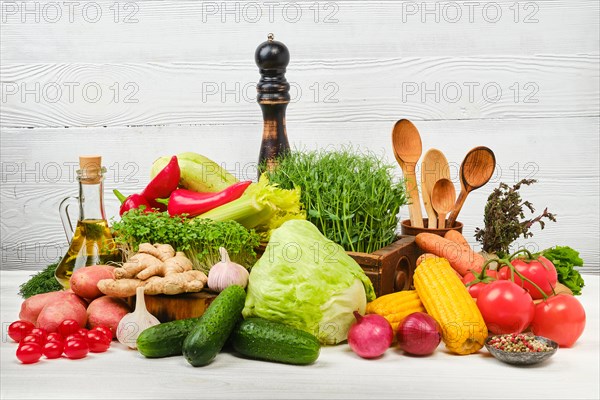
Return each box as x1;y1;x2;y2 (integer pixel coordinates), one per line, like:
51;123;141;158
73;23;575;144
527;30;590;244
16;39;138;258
498;256;557;300
16;343;42;364
43;341;64;359
29;328;48;339
77;328;89;337
86;331;111;353
7;320;34;342
531;294;586;347
92;326;113;341
64;338;89;359
57;319;81;337
46;332;63;343
477;280;535;334
64;334;85;342
21;334;45;347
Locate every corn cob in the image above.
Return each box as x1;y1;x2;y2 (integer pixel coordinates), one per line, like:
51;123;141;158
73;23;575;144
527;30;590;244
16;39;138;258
366;290;426;332
414;257;488;355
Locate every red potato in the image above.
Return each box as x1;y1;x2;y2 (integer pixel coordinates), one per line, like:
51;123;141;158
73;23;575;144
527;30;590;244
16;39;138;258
19;291;86;325
87;296;132;338
37;301;87;333
70;265;115;299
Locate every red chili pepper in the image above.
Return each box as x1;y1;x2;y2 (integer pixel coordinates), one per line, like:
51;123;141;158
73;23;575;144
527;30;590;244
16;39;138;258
141;155;180;209
113;190;153;216
167;181;252;217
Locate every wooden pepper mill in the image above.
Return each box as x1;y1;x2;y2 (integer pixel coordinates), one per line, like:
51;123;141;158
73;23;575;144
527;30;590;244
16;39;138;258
255;33;290;176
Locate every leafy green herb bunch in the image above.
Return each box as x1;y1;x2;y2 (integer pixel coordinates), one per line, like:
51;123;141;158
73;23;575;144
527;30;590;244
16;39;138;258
267;146;408;253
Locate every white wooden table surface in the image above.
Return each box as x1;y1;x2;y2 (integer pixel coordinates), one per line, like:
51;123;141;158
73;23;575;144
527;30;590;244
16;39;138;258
1;271;599;400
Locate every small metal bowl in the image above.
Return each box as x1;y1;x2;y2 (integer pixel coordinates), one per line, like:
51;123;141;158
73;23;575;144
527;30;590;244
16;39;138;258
485;335;558;366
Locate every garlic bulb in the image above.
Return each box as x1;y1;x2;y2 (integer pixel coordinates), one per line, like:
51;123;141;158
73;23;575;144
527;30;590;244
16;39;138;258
117;286;160;349
208;247;249;292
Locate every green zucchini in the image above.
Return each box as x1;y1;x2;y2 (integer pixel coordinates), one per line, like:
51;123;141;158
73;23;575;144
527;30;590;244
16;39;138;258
136;317;201;358
182;285;246;367
231;318;321;365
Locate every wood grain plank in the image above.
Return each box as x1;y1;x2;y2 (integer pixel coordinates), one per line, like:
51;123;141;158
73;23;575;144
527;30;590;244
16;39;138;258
1;55;598;128
1;117;598;272
0;1;598;63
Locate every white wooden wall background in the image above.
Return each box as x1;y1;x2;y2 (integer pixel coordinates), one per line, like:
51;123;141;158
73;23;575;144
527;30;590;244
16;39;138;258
0;0;598;272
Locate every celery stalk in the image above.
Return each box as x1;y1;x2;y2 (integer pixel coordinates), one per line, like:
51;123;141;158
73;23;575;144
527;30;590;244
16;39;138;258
200;196;263;226
197;174;306;239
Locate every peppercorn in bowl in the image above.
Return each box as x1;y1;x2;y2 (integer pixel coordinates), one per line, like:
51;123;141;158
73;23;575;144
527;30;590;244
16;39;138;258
485;333;558;366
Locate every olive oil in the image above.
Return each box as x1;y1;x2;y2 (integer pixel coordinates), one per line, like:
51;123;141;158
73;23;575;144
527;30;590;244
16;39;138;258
55;219;121;289
56;155;121;289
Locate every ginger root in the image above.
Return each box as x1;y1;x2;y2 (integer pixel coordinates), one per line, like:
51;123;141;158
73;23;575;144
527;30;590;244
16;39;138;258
97;278;143;298
98;244;206;297
144;270;208;295
114;243;187;280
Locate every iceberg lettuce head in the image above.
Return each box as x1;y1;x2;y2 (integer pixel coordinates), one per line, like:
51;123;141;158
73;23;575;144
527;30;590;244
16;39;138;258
242;220;376;344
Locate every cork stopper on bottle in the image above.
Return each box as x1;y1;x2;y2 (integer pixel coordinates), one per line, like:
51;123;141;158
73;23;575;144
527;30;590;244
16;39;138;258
79;155;102;184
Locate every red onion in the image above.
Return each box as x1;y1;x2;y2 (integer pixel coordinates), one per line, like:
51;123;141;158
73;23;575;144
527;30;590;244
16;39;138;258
348;311;393;359
397;312;441;356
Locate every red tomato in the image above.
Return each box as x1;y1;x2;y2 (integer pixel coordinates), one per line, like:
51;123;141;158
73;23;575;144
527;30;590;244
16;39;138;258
498;256;557;300
43;341;64;359
21;334;45;347
531;294;586;347
7;321;34;342
16;343;42;364
57;319;81;337
87;331;111;353
477;280;535;334
64;338;89;360
92;326;113;341
46;332;63;343
463;270;497;299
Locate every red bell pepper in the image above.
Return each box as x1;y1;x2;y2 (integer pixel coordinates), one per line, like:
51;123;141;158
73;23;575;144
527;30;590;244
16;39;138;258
113;189;153;216
167;181;252;217
141;155;181;210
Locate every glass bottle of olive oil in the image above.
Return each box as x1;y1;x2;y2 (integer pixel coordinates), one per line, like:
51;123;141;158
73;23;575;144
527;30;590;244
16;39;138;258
55;156;121;289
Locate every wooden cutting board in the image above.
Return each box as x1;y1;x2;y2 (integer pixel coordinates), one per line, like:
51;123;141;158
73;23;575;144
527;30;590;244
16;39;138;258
127;292;218;323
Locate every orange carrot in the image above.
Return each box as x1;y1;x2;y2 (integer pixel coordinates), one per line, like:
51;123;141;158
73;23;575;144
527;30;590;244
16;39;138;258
415;233;484;276
444;230;469;247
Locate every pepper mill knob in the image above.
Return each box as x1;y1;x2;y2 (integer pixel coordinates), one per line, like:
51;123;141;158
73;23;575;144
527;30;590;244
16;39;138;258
256;33;291;175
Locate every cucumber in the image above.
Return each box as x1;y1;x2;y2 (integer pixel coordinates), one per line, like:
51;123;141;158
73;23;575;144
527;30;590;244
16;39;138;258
136;317;201;358
182;285;246;367
231;318;321;365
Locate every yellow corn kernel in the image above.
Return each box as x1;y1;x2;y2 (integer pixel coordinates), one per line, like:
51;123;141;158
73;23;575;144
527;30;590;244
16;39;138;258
366;290;427;332
414;257;488;355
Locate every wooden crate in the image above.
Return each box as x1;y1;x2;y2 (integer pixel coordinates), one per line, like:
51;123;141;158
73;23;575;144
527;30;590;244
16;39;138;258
348;236;420;297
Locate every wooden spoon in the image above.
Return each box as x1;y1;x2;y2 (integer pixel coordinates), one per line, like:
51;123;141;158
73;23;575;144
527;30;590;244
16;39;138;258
447;146;496;227
431;178;456;229
421;149;450;228
392;119;423;228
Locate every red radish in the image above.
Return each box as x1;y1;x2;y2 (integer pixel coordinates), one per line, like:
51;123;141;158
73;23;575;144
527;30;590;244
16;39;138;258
397;312;442;356
348;311;393;359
